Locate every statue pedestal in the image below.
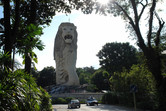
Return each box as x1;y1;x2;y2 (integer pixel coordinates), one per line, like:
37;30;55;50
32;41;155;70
46;85;82;94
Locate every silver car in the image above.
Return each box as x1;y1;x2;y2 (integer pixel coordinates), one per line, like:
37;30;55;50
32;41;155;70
68;99;81;109
86;96;98;106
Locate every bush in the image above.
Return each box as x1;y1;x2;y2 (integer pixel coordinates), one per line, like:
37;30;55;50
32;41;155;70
109;64;158;110
101;92;119;105
40;87;52;111
0;69;52;111
136;93;158;110
65;97;74;103
52;98;67;104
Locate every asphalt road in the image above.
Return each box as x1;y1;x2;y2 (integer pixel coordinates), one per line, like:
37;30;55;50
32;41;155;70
52;104;140;111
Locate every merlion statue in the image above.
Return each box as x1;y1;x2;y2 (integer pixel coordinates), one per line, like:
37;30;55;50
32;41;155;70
53;22;80;86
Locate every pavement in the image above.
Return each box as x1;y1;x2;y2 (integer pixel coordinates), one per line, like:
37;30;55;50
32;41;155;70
52;104;143;111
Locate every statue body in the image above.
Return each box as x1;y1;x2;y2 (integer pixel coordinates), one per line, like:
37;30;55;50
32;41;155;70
54;22;80;86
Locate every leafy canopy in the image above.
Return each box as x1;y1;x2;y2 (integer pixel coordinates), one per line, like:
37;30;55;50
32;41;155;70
97;42;137;73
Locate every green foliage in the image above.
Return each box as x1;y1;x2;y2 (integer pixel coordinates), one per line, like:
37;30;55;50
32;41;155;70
0;52;11;70
52;98;67;104
52;97;83;104
77;66;96;76
65;97;74;103
37;66;56;87
39;88;52;111
97;42;137;73
109;64;158;110
86;84;98;92
79;73;90;85
77;66;96;85
101;92;119;105
91;69;110;91
16;24;45;62
0;69;52;111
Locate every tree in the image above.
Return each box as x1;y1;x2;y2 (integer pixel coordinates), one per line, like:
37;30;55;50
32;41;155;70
79;73;90;85
77;66;96;75
97;42;137;73
37;66;56;87
76;66;96;85
109;64;157;110
3;0;12;69
91;69;110;91
16;24;44;73
95;0;166;110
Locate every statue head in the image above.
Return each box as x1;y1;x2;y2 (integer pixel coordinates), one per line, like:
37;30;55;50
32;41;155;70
61;25;76;44
54;23;77;52
54;22;77;59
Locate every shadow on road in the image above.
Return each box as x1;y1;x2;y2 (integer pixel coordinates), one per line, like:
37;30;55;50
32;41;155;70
88;104;134;111
91;104;144;111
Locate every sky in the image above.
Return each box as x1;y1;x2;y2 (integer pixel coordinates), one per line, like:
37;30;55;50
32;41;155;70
31;11;135;71
0;1;165;71
32;0;166;71
17;1;166;71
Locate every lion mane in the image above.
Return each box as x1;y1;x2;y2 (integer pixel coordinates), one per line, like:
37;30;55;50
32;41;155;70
53;22;79;86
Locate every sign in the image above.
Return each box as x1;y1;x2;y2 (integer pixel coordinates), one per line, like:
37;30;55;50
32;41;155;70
130;85;138;93
130;85;137;111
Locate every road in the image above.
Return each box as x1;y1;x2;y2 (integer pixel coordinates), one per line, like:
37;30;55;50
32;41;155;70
52;104;141;111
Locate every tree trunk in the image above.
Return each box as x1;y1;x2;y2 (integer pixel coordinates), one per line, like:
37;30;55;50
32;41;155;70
4;0;12;69
24;0;37;73
145;48;166;110
25;52;31;74
11;0;21;71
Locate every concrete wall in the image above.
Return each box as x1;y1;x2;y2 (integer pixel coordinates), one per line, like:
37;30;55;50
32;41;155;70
51;93;104;100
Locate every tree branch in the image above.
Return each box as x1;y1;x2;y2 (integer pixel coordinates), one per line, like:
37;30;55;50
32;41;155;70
138;0;148;21
113;1;135;27
147;0;156;48
113;1;147;51
130;0;139;23
154;11;165;47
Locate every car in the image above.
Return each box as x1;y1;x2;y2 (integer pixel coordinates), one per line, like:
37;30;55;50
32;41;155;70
68;99;81;109
86;96;98;106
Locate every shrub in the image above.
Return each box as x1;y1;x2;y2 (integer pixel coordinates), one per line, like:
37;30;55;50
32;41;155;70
0;69;52;111
101;92;119;105
52;98;67;104
65;97;74;103
40;87;52;111
109;64;158;110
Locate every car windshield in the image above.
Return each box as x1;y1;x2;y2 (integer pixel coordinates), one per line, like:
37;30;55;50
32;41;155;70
87;96;96;100
71;100;79;103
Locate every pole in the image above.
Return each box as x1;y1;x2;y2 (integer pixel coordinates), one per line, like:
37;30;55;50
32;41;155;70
133;92;137;111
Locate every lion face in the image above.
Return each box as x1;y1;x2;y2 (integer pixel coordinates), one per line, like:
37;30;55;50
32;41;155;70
62;25;76;44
